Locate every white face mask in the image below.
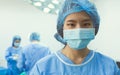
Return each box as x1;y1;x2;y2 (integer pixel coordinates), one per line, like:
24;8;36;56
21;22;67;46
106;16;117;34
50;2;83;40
63;28;95;50
14;43;20;47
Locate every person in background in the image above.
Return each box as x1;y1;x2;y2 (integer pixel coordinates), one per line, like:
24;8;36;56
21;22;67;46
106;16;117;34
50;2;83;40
17;32;51;75
30;0;120;75
5;35;22;75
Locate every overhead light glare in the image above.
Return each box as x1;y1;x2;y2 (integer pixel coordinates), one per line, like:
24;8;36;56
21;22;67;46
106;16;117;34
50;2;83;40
43;8;51;13
48;4;55;9
33;2;42;6
52;0;59;4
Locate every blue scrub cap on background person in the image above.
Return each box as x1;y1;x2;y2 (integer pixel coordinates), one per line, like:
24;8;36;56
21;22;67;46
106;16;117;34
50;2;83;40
55;0;100;44
30;32;40;41
12;35;21;46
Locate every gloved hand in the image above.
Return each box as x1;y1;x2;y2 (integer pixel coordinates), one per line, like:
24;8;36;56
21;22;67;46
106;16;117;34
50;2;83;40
12;54;19;60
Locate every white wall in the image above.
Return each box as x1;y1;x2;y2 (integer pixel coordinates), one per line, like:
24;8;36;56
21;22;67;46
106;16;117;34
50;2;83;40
88;0;120;60
0;0;120;67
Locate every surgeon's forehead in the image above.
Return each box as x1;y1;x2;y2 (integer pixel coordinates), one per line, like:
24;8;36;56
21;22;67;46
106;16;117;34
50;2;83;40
64;11;92;22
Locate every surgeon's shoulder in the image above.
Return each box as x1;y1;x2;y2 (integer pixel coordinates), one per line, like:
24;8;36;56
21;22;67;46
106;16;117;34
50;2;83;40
8;46;13;49
6;46;12;51
37;53;57;64
95;51;116;64
34;53;57;69
95;51;120;73
22;44;33;52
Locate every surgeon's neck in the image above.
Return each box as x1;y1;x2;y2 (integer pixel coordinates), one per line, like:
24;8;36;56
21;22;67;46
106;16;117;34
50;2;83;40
62;45;90;64
31;41;39;44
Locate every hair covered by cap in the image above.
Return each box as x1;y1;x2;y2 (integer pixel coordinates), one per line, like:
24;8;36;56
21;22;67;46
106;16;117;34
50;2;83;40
13;35;21;41
57;0;100;37
30;32;40;41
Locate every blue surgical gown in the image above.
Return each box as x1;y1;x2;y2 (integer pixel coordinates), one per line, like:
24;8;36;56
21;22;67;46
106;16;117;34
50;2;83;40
5;46;22;75
17;43;51;75
30;50;120;75
0;67;7;75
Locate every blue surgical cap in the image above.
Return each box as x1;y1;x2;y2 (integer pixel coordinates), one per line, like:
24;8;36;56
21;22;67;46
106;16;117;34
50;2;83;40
55;0;100;44
30;32;40;41
12;35;21;46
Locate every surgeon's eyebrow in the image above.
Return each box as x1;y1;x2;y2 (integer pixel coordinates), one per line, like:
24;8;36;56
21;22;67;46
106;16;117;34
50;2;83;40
66;20;76;22
82;19;92;22
66;18;92;23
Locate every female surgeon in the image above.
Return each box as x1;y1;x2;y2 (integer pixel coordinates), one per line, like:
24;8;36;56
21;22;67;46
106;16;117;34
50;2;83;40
30;0;120;75
5;35;22;75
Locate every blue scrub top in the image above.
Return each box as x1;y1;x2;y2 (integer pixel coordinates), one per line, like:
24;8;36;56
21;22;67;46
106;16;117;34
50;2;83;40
0;67;7;75
30;50;120;75
5;46;22;67
17;43;51;75
5;46;22;75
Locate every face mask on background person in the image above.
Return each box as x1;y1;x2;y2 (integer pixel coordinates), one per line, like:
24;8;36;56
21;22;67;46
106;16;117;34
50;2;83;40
14;43;20;47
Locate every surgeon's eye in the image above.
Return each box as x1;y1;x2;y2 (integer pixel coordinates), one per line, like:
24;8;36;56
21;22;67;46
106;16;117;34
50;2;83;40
82;23;92;28
67;23;76;28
